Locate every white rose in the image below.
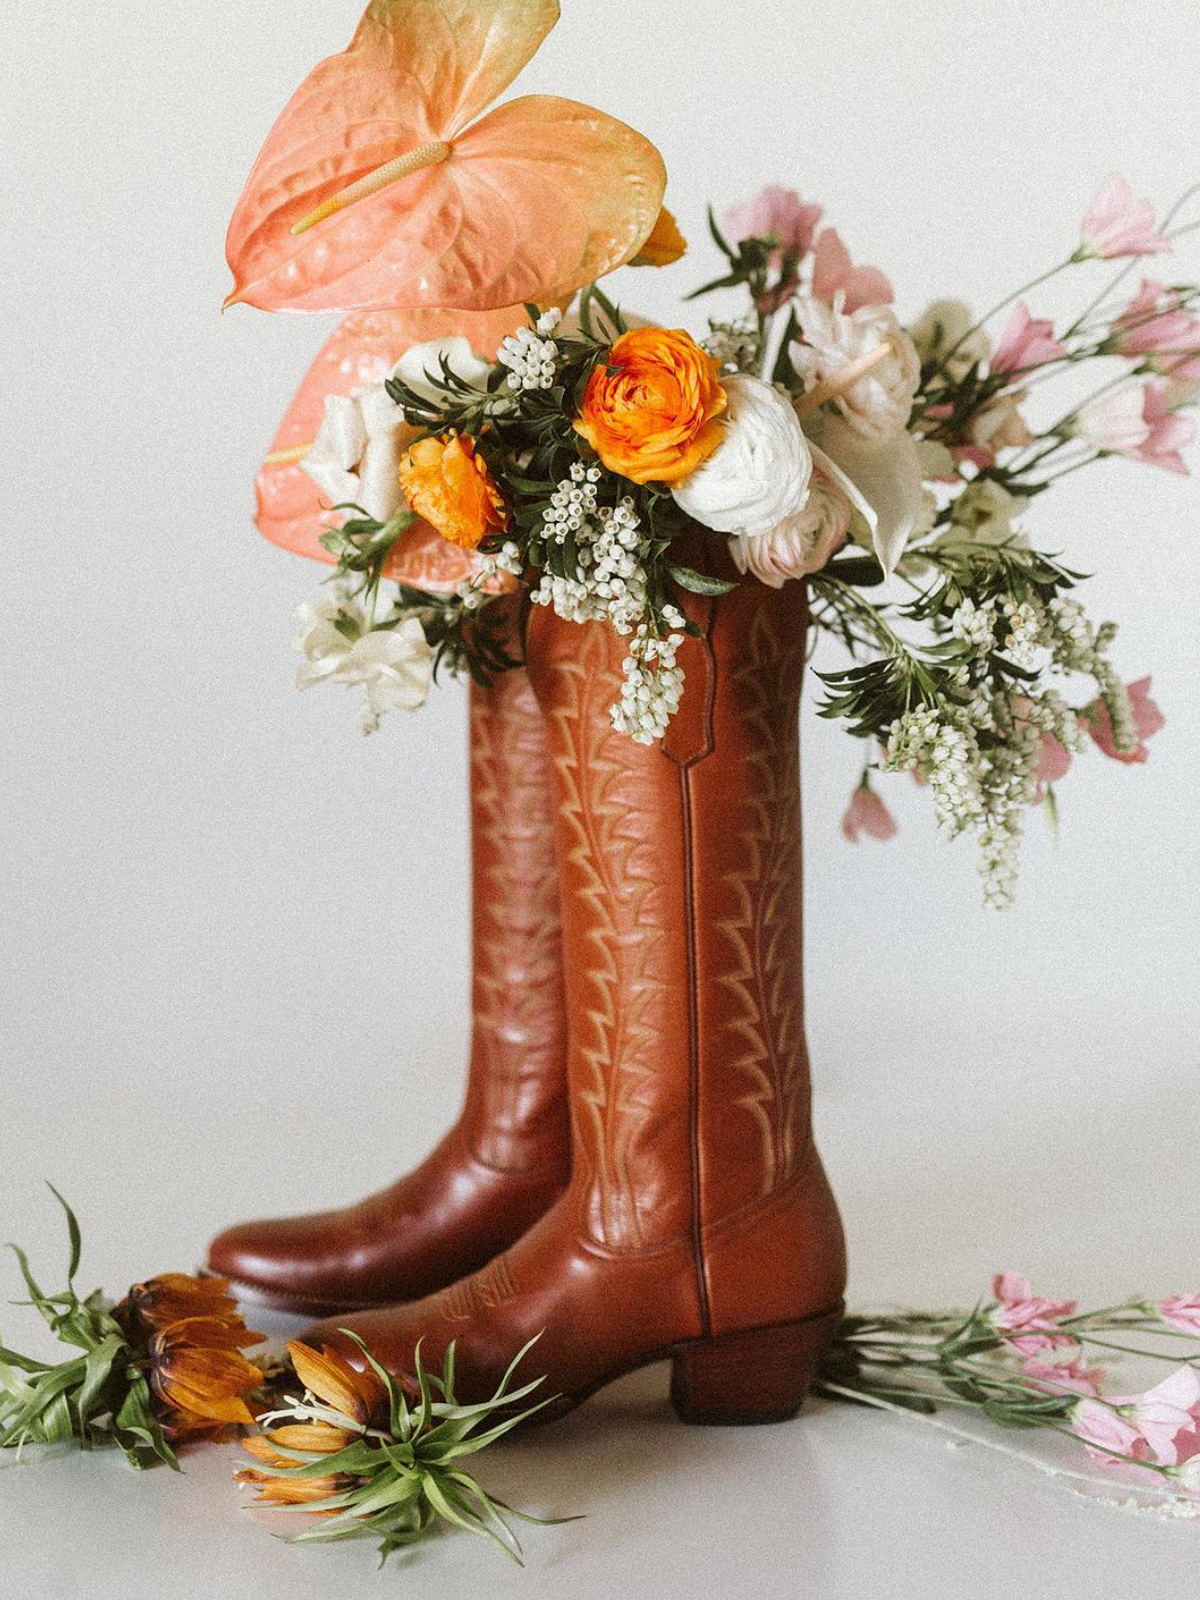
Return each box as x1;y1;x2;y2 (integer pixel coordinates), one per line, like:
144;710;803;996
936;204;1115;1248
730;471;851;587
389;336;492;403
671;374;812;536
791;298;920;443
909;298;991;379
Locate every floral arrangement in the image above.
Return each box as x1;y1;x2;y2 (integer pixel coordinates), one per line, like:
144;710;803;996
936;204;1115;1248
7;1195;1200;1564
283;170;1196;906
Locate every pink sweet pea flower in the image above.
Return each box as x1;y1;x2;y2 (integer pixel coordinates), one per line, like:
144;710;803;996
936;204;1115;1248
1021;1354;1104;1398
1077;383;1152;454
1084;675;1164;763
1115;279;1200;381
724;185;823;269
812;228;894;313
1033;731;1073;801
991;1270;1078;1353
1106;1367;1200;1467
1134;378;1196;473
1079;175;1171;259
991;303;1067;374
1078;379;1195;472
841;781;898;843
1071;1397;1146;1464
1158;1294;1200;1337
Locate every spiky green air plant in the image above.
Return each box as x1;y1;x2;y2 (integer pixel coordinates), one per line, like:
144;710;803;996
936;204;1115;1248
239;1331;576;1565
1;1187;264;1469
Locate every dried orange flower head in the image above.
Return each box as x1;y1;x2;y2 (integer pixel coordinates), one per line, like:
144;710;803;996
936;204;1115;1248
574;326;726;485
149;1316;264;1436
287;1339;387;1427
115;1272;246;1339
630;206;687;268
398;432;509;550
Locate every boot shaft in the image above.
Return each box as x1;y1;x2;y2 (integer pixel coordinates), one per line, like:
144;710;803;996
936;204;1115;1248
525;576;830;1264
463;661;569;1174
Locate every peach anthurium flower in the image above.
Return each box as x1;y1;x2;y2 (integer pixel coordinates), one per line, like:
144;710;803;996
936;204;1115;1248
225;0;666;314
256;306;524;595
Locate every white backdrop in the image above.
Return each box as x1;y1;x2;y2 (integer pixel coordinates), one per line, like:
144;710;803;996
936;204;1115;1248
2;3;1199;1595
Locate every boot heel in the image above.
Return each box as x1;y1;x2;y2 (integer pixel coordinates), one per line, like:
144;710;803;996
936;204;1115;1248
669;1305;844;1426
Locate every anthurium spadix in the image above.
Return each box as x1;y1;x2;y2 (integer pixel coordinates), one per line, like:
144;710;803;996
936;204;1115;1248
224;0;667;314
256;304;524;592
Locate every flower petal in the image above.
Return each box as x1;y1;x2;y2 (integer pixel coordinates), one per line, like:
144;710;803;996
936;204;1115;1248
814;421;924;577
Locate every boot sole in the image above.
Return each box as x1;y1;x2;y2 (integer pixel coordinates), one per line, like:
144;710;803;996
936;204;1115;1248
199;1270;396;1318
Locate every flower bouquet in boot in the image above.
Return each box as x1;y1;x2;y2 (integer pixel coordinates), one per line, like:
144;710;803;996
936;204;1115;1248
212;0;1199;1422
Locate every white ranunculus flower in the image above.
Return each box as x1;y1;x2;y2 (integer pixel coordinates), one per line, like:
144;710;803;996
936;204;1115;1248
389;336;492;404
909;298;992;379
791;298;920;443
671;374;812;536
730;471;851;587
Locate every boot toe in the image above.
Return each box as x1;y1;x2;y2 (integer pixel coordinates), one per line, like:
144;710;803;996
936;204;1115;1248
206;1213;354;1311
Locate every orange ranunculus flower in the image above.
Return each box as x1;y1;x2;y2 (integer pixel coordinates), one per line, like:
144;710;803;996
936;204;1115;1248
574;326;726;485
630;205;687;267
398;432;509;550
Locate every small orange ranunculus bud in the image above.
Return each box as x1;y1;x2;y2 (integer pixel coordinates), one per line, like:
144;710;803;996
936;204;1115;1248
574;326;726;485
630;205;687;267
398;432;509;550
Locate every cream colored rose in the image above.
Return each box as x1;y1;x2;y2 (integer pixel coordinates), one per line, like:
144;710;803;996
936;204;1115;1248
302;386;407;524
671;374;812;535
730;471;851;586
791;298;920;443
389;336;492;404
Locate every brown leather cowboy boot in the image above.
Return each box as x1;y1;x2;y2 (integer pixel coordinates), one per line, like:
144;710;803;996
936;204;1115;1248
304;573;847;1422
206;658;569;1314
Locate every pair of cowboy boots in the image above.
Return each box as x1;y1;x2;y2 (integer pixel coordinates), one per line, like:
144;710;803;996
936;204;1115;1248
208;574;846;1424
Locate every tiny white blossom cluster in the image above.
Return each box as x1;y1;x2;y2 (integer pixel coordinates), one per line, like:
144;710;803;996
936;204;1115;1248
702;315;761;374
455;540;523;615
529;463;687;742
497;309;563;392
612;621;686;744
883;591;1130;908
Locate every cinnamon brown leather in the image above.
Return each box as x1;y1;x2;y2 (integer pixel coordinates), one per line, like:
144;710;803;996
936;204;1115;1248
305;572;847;1419
206;653;569;1313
